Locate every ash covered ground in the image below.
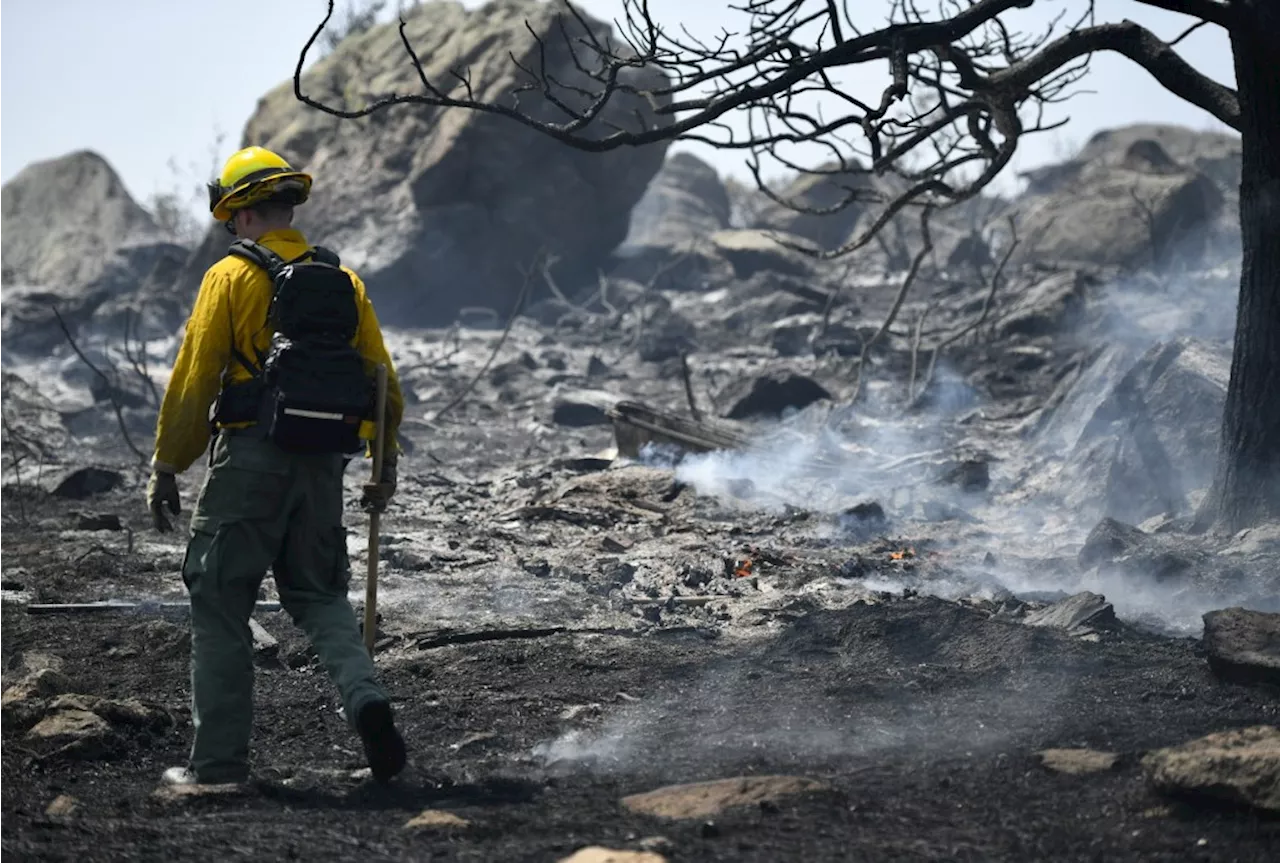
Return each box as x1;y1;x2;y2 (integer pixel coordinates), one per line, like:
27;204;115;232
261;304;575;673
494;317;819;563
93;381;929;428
4;233;1279;861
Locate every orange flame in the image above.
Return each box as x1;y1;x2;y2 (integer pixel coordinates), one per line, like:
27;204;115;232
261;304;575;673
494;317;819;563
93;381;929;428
888;548;916;561
734;557;754;578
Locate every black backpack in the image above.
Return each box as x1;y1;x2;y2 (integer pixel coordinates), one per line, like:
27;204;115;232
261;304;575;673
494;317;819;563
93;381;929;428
217;239;374;455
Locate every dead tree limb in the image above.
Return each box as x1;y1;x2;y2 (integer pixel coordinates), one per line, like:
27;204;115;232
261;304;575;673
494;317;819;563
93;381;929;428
432;251;542;422
850;206;934;403
0;413;41;526
122;309;161;409
679;352;702;422
51;308;148;465
908;215;1020;408
906;301;934;404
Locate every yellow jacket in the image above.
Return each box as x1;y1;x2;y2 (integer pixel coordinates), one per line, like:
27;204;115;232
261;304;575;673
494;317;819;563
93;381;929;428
152;228;404;474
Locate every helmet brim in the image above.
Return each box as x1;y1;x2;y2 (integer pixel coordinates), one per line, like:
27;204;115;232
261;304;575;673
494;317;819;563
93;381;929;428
211;171;312;221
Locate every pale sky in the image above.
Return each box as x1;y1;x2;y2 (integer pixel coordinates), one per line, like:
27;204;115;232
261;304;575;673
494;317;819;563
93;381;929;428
2;0;1236;218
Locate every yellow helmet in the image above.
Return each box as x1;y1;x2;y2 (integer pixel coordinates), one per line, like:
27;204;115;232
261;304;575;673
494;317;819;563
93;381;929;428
206;146;312;222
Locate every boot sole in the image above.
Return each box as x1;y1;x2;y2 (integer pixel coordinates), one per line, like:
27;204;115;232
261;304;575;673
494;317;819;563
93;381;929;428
356;700;407;784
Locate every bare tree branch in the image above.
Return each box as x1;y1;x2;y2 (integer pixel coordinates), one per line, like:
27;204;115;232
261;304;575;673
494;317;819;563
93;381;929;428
431;251;543;422
1132;0;1236;29
850;205;934;403
51;308;148;466
297;0;1240;263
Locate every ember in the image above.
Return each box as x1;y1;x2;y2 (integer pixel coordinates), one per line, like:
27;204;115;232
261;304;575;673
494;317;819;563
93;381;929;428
888;549;916;561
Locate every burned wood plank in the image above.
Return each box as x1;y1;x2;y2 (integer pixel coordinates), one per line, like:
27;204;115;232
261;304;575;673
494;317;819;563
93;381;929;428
411;626;637;651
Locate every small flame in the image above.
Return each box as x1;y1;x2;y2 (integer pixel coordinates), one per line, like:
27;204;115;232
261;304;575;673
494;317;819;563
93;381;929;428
734;557;754;578
888;548;916;561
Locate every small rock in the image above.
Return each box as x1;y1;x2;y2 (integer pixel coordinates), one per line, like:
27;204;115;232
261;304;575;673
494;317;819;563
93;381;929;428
403;809;471;831
552;389;619;427
636;836;674;854
710;228;812;279
586;355;610;377
47;694;172;730
128;620;191;656
1142;726;1280;814
930;459;991;492
521;558;552;578
1024;591;1116;633
601;535;634;554
560;703;602;721
25;709;112;756
559;848;667;863
621;775;829;820
840;501;886;528
249;618;279;662
489;357;534;387
45;794;80;818
1078;517;1149;569
722;372;831;420
1038;748;1121;775
809;323;863;358
1202;608;1280;687
75;512;123;531
51;467;124;500
3;666;70;704
921;500;980;523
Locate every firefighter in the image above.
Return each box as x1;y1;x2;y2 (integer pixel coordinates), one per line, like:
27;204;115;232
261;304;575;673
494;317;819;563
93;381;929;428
147;146;406;786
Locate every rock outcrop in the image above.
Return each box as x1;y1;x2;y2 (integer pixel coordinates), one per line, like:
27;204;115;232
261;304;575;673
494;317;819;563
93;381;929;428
1054;337;1230;523
1;151;188;354
1015;124;1236;269
622;152;730;250
751;163;881;251
1;151;159;289
187;0;672;327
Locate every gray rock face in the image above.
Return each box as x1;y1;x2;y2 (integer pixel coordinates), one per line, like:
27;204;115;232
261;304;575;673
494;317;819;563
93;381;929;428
1142;726;1280;814
1015;125;1236;269
1203;608;1280;688
198;0;672;327
1;152;189;353
1;151;159;289
720;372;832;420
623;152;731;251
709;229;813;279
751;164;880;251
1058;338;1230;523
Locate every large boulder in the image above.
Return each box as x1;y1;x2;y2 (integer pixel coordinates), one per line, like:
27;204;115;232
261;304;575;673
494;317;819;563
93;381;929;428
186;0;671;327
1054;338;1230;523
751;162;882;251
622;152;730;250
1;151;159;289
1014;125;1234;269
1;152;189;354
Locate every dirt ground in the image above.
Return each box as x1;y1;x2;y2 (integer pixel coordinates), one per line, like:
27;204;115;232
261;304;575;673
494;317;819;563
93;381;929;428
3;481;1277;863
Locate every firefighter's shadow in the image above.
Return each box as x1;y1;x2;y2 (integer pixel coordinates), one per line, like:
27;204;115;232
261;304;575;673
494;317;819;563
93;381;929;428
255;770;540;812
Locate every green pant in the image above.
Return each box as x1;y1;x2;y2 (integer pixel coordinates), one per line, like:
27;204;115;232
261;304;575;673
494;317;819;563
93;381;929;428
181;432;386;782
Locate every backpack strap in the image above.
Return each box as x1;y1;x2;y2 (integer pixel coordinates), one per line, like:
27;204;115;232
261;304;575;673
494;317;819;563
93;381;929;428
227;238;288;277
223;240;345;377
226;239;291;377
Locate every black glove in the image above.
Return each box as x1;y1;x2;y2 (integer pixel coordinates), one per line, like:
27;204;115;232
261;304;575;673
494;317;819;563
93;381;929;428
147;471;181;532
360;452;398;514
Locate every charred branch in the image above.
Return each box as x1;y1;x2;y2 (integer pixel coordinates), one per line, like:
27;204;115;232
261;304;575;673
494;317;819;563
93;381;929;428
298;1;1238;265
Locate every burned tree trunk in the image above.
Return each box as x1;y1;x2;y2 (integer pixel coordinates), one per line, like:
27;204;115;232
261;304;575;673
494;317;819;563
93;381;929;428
1207;1;1280;531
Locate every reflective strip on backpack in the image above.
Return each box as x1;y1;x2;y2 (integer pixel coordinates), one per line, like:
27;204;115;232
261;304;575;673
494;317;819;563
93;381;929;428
282;407;348;421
